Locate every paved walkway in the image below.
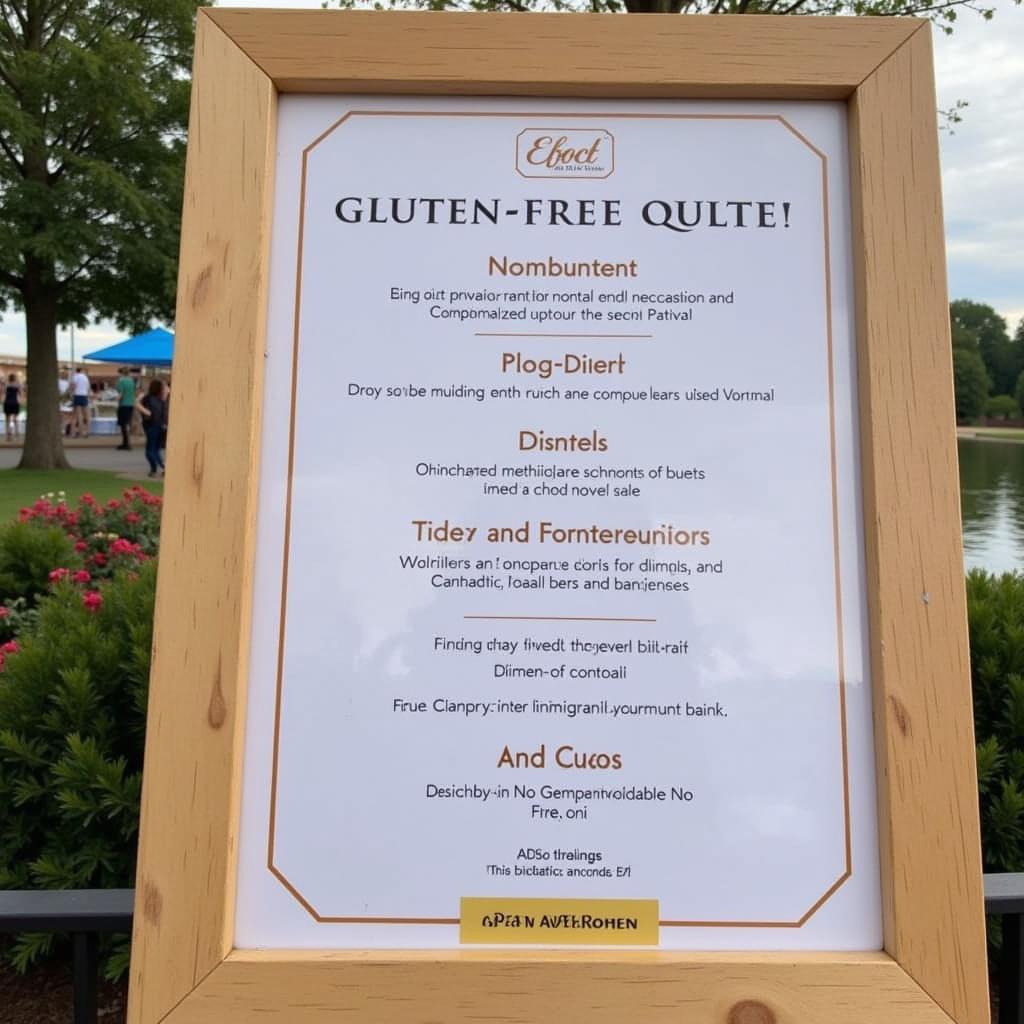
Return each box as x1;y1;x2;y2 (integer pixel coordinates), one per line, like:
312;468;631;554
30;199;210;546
0;437;153;477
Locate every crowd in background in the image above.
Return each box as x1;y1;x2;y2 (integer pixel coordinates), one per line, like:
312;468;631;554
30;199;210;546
1;366;170;474
57;366;171;476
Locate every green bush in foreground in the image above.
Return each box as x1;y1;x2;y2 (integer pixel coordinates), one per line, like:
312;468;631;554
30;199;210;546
968;569;1024;873
0;563;156;974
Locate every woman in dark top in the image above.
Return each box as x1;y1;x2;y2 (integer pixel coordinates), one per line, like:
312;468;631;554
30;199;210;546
135;379;167;477
3;373;21;442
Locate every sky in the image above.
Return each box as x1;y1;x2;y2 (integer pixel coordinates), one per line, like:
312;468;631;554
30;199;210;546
1;0;1021;359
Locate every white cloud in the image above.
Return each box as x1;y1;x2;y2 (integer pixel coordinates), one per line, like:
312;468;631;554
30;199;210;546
935;0;1024;332
0;312;127;362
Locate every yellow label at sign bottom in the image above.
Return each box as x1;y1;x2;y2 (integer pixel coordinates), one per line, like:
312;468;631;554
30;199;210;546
460;897;659;945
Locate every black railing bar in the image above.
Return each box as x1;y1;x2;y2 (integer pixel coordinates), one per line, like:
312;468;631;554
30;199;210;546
0;888;134;933
985;873;1024;916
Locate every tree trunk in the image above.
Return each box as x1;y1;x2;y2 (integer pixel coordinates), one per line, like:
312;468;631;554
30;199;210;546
18;292;70;470
625;0;688;11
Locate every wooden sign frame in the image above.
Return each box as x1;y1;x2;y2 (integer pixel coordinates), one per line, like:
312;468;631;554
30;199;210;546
128;10;988;1023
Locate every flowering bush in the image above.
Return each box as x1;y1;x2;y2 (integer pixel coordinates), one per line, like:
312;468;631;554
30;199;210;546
0;486;162;977
0;564;157;975
17;487;161;585
0;639;19;672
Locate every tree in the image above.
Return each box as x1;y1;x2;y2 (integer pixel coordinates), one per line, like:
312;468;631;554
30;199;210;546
0;2;201;469
951;299;1018;396
953;345;990;421
331;0;1009;27
984;394;1021;421
1014;368;1024;417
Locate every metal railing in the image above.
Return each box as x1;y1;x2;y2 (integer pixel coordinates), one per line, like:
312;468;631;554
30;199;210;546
1;878;1023;1023
0;888;133;1024
987;872;1024;1023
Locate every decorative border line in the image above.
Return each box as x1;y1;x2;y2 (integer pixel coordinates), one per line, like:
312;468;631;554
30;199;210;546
265;108;852;930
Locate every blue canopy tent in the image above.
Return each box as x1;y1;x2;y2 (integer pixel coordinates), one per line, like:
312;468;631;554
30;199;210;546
84;327;174;368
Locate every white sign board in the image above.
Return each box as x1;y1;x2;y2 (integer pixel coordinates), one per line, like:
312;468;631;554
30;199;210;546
234;97;881;951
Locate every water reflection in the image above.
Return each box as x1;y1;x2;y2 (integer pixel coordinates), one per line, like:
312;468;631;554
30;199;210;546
959;439;1024;574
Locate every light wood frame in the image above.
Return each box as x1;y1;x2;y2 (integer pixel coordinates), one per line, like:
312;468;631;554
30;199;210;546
127;10;987;1023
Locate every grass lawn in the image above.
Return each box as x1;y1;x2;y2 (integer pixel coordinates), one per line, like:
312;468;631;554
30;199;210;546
0;469;163;523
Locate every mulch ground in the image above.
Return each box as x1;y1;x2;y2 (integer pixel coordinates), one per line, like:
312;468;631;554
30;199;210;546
0;960;126;1024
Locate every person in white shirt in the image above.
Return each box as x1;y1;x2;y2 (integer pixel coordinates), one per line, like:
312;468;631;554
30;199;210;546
71;367;91;438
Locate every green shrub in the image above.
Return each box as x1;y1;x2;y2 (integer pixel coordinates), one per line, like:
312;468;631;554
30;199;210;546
0;563;156;974
0;522;80;606
967;570;1024;872
984;393;1021;420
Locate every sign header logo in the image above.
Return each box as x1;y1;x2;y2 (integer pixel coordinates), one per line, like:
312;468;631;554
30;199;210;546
516;128;615;178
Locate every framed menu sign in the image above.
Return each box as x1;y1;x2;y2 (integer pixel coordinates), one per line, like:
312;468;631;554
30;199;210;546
128;11;988;1024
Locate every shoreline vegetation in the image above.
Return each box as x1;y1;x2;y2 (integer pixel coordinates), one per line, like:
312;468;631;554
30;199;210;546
957;426;1024;444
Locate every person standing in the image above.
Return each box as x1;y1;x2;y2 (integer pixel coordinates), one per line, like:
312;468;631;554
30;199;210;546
3;374;21;442
160;380;170;464
135;378;168;477
115;367;137;450
71;366;91;437
58;370;72;436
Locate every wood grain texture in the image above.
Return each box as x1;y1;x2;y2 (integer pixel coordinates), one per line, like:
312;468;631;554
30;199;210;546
165;950;955;1023
206;9;919;98
126;12;276;1024
849;23;989;1024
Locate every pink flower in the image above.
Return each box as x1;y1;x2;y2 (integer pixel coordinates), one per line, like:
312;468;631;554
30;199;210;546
72;570;91;584
109;538;140;557
1;640;18;655
82;591;103;612
91;553;107;567
125;512;140;524
0;606;8;619
74;541;87;552
106;499;120;510
48;568;70;582
81;493;96;505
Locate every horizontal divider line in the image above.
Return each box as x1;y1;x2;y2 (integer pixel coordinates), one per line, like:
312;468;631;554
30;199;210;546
312;917;461;925
474;332;652;339
464;615;656;623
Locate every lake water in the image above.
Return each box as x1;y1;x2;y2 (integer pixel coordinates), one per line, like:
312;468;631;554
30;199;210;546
959;438;1024;574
